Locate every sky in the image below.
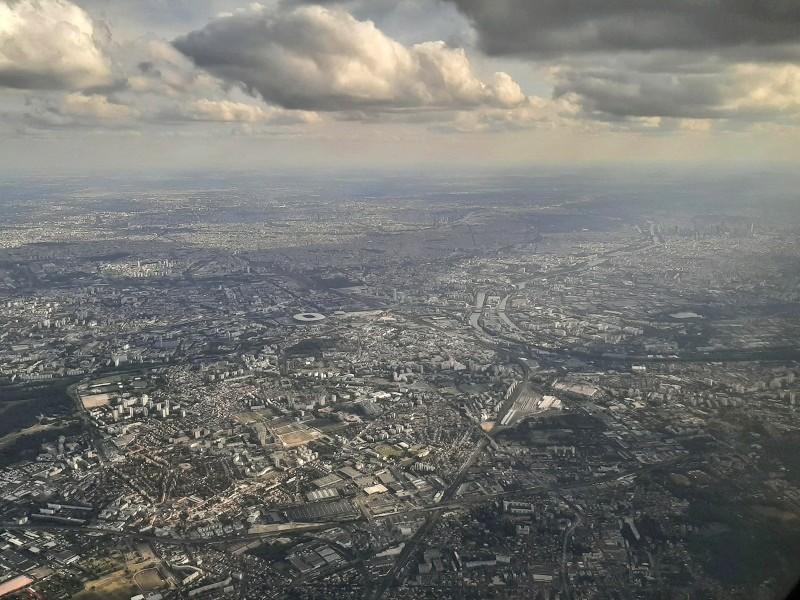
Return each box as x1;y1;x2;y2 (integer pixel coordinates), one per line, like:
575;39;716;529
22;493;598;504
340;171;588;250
0;0;799;172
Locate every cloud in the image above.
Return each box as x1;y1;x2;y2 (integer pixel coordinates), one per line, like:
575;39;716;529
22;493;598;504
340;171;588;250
678;118;713;132
17;92;137;130
16;93;317;132
444;0;800;57
551;67;722;120
551;61;800;122
125;38;220;97
284;0;472;47
722;63;800;117
114;37;322;126
166;98;321;123
62;92;139;118
437;95;581;133
0;0;112;90
440;0;800;125
173;4;527;112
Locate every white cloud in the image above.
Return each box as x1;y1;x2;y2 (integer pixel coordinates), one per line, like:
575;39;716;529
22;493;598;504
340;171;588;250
437;94;581;132
0;0;112;89
630;116;662;129
723;63;800;117
487;72;526;108
678;118;713;132
62;92;138;119
181;99;320;123
18;93;137;131
173;4;528;112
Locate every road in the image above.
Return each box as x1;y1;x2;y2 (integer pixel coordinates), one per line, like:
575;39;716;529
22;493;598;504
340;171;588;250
0;520;337;547
560;516;580;600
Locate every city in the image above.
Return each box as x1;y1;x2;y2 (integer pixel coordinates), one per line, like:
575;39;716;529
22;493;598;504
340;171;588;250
0;170;798;599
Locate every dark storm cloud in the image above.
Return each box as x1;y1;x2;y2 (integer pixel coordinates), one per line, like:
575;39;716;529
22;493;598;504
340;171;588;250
444;0;800;56
432;1;800;123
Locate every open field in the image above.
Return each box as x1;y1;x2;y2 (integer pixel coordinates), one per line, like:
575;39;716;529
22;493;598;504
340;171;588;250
0;424;53;452
375;443;404;458
0;421;81;468
0;379;75;436
73;569;140;600
279;429;319;447
234;410;265;425
73;561;167;600
271;420;322;447
750;505;799;523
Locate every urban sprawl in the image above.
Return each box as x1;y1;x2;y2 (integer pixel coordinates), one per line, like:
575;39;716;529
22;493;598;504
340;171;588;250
0;174;798;600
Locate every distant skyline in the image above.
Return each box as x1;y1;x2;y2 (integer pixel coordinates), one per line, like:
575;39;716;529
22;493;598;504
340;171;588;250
1;0;799;171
